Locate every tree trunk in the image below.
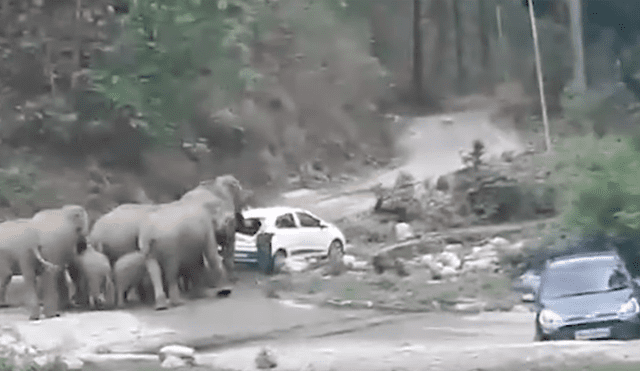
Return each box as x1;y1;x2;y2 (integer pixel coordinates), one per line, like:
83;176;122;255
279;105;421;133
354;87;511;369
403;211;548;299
568;0;586;93
429;0;449;95
452;0;466;94
412;0;424;103
478;0;492;93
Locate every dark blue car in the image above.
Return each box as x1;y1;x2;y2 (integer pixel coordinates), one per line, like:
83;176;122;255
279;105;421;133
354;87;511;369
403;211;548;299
534;251;640;341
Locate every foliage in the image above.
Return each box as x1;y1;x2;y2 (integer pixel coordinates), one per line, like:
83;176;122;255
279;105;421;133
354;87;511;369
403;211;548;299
90;0;262;146
542;132;640;239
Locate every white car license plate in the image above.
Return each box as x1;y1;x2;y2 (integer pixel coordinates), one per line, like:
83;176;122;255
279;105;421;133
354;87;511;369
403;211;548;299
574;327;611;340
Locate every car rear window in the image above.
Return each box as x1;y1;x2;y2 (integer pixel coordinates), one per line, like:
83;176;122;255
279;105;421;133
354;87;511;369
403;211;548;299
540;259;631;299
237;217;263;236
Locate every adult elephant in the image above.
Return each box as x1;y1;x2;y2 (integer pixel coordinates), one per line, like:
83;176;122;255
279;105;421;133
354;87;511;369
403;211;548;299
0;219;60;320
180;174;250;282
88;203;160;304
138;196;232;310
88;203;160;265
30;205;90;317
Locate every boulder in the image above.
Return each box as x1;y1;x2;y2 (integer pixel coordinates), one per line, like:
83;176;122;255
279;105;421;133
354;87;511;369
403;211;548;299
342;255;357;269
444;244;463;254
440;266;458;279
461;258;498;274
489;237;510;247
158;345;195;367
394;222;415;242
255;346;278;369
437;251;461;269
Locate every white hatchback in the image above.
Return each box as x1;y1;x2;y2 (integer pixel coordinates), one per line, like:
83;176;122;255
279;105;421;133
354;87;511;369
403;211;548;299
235;206;346;273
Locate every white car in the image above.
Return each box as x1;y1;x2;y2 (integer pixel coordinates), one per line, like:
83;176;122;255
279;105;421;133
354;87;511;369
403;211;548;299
235;206;346;273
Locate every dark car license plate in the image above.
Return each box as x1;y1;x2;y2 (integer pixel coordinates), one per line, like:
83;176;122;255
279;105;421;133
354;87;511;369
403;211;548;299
574;327;611;340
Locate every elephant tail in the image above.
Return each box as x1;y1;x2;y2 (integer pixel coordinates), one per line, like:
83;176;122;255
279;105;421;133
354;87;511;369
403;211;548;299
138;234;157;256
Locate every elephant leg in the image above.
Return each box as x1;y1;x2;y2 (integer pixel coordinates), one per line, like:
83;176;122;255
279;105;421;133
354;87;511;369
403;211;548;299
164;260;184;308
67;263;86;308
221;234;237;283
40;269;60;318
145;258;169;310
55;268;71;311
0;261;12;307
21;267;40;321
205;230;231;295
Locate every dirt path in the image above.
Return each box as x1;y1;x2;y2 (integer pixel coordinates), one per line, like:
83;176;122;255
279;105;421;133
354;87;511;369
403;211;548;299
278;109;525;222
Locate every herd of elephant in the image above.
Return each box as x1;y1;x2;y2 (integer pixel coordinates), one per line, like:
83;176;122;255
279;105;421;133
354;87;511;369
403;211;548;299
0;174;251;320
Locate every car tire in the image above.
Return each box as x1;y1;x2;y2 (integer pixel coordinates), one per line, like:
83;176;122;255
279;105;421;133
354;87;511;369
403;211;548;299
270;250;287;275
328;240;344;260
534;327;548;342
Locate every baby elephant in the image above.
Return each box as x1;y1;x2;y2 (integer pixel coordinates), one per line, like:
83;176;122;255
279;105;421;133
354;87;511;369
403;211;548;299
75;243;114;310
113;251;153;308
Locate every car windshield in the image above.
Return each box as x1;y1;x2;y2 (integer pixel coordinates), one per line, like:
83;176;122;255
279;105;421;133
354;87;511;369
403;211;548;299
540;259;631;300
237;217;263;236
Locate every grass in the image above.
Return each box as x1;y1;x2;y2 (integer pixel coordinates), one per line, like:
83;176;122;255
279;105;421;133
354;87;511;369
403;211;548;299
281;267;517;312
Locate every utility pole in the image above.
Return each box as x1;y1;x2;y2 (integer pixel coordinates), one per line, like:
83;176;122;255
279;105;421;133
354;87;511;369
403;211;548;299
568;0;586;93
413;0;424;104
527;0;552;153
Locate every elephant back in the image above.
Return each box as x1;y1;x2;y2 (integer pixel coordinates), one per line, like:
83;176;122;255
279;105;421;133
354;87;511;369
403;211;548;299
0;219;39;249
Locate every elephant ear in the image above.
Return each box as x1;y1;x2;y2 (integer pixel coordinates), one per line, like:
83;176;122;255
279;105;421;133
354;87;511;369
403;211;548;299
215;175;244;210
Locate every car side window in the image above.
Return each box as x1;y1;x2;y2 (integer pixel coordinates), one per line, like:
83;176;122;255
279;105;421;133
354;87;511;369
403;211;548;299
296;212;321;228
275;213;296;229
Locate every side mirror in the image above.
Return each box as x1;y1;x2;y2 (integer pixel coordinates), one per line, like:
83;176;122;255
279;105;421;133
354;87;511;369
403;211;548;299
319;223;328;229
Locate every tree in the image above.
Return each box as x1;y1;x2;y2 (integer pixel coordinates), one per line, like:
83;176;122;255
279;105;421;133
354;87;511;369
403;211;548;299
452;0;466;94
412;0;423;102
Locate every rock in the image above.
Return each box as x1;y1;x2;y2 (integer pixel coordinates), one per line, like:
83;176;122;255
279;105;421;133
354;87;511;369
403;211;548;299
462;258;497;274
454;301;486;313
419;254;435;267
351;261;368;271
437;251;461;269
444;244;463;254
0;334;16;346
511;304;531;313
394;222;415;242
255;346;278;369
63;356;84;370
490;237;510;247
158;345;195;361
161;355;187;368
440;266;458;279
342;255;357;268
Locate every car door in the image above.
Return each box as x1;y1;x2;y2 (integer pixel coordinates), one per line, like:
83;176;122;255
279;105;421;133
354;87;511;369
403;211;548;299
272;212;304;254
294;211;331;254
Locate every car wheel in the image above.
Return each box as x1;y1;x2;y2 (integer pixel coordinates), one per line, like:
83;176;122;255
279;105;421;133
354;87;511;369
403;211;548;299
270;250;287;275
534;327;548;342
328;240;344;260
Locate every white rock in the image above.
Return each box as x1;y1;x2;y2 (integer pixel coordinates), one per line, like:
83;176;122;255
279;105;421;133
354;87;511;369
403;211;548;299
455;301;486;313
33;355;53;367
444;244;463;254
255;346;278;369
511;304;531;313
394;222;415;242
437;251;461;269
158;345;195;361
351;261;368;271
342;255;357;268
0;334;16;346
419;254;434;267
462;258;497;273
441;266;458;279
63;356;84;370
490;237;510;247
161;355;187;368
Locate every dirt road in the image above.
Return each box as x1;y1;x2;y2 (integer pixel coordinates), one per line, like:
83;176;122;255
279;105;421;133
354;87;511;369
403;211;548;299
279;110;525;222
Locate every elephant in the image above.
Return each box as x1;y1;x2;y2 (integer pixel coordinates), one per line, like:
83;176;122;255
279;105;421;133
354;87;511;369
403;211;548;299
138;196;232;310
180;174;251;282
74;241;115;310
112;251;155;308
0;219;61;320
88;203;160;265
30;205;90;318
88;203;160;303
